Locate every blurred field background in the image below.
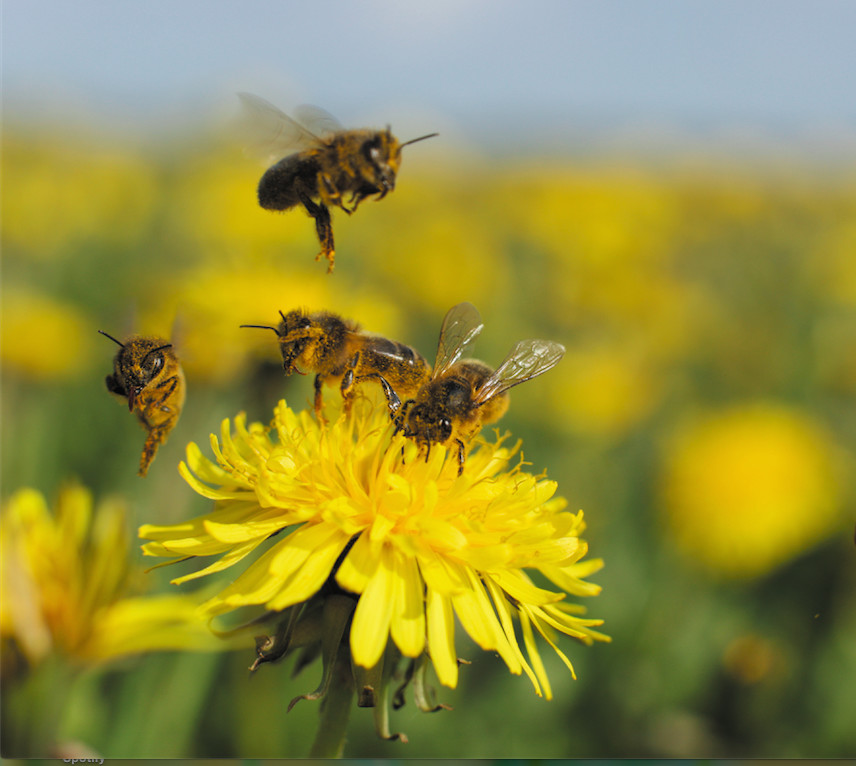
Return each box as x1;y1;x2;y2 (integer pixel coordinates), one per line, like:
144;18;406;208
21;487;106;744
3;112;855;759
3;1;856;759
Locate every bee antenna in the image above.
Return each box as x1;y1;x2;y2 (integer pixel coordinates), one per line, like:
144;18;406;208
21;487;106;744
98;330;125;348
399;132;439;150
279;310;288;323
240;324;281;336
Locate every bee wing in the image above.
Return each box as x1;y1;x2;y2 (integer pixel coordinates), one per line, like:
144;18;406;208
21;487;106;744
237;92;324;161
433;302;484;377
473;339;565;404
293;104;345;139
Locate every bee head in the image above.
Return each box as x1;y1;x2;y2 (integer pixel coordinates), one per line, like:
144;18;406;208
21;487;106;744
239;310;308;375
100;332;172;411
405;403;453;447
282;309;323;373
360;129;437;197
363;130;400;195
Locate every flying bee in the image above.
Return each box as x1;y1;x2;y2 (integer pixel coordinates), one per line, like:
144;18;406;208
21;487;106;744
99;331;186;477
240;308;431;417
391;302;565;474
238;92;438;273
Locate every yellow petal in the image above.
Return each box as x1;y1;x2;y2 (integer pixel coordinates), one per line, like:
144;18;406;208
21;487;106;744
389;552;426;658
266;528;351;610
426;587;458;688
170;540;261;585
485;576;542;696
350;548;395;668
336;531;378;594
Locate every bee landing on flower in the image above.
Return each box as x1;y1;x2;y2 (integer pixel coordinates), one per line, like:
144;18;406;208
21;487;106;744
140;396;608;750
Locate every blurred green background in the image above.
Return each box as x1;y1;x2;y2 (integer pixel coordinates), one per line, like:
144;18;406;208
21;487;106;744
2;112;855;758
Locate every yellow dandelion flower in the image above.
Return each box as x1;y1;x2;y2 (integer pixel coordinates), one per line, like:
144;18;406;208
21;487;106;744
546;342;662;438
165;145;317;256
140;397;608;707
1;131;157;260
660;402;845;579
494;164;678;271
815;218;856;307
0;483;233;672
349;182;509;315
1;287;94;381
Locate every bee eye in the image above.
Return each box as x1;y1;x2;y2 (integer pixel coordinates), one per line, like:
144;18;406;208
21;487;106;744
151;355;163;372
369;145;383;164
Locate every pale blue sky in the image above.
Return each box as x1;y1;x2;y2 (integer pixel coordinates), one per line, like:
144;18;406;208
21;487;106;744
3;0;855;149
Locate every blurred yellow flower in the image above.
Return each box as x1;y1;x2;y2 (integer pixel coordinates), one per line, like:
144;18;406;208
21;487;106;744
546;342;662;438
140;397;608;701
1;483;231;669
1;287;94;380
660;403;845;579
349;179;510;314
165;147;317;258
2;132;157;259
814;219;856;307
494;164;679;267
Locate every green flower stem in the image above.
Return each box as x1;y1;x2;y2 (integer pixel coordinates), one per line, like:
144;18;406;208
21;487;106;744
309;641;355;757
2;656;76;756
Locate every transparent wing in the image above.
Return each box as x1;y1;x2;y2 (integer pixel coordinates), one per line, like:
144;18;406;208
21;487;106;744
293;104;344;139
237;92;324;161
473;339;565;404
433;302;484;377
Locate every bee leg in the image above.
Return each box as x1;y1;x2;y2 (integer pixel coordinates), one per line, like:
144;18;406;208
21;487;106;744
313;374;326;422
341;370;356;417
151;375;179;409
105;373;126;397
135;378;183;478
380;378;402;417
138;427;167;478
339;351;364;416
393;399;413;434
347;188;371;213
136;376;179;429
313;204;335;273
354;372;401;417
320;175;351;215
455;440;466;476
297;188;336;272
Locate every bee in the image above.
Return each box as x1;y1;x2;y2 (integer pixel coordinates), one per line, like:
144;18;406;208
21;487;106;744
240;308;431;417
239;92;438;273
98;331;186;477
392;302;565;474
